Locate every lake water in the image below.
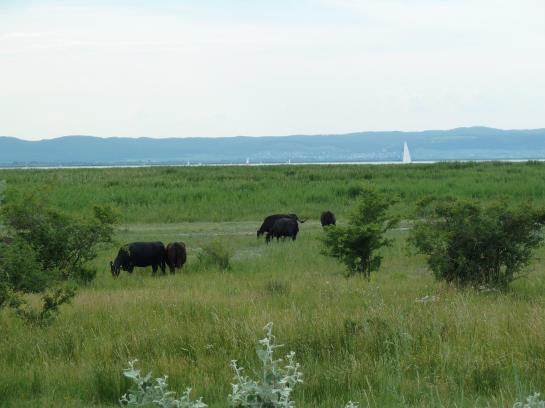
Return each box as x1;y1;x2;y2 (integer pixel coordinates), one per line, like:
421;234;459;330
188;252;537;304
1;158;545;170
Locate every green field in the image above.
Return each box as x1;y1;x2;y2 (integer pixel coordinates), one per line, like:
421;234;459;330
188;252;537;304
2;162;545;223
1;163;545;407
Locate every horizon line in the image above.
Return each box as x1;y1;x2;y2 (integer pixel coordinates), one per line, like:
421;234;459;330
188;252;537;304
2;126;545;142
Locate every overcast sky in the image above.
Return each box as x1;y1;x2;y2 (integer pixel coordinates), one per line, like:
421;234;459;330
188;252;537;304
1;0;544;140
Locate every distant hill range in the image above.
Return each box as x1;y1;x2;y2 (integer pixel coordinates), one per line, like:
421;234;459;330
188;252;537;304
1;127;545;167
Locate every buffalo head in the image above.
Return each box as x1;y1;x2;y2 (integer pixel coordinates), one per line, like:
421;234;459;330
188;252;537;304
110;260;121;277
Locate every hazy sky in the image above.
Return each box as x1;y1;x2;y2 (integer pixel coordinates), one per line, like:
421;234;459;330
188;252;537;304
1;0;544;140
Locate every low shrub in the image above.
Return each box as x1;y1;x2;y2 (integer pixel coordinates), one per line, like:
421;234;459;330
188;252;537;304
321;186;398;278
0;189;118;323
409;196;545;288
197;241;231;271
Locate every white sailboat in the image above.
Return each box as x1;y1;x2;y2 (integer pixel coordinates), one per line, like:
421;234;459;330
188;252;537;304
246;157;250;165
402;141;412;164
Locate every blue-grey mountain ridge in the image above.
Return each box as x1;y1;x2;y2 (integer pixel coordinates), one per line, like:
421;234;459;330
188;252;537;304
1;127;544;167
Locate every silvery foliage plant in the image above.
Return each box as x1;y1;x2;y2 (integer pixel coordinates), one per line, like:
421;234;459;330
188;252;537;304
513;393;545;408
120;359;207;408
228;322;303;407
119;324;359;408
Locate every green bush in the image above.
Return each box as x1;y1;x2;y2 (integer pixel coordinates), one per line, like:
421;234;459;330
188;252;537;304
2;193;117;282
0;237;49;294
0;189;118;322
409;197;545;288
321;186;398;278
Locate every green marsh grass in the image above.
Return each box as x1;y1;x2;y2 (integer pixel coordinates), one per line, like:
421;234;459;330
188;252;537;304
3;162;545;222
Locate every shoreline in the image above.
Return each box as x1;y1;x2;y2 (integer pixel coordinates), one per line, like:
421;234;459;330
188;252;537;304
1;158;545;170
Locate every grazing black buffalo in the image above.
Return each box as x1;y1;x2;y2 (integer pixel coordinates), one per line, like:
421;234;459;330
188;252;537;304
165;242;187;274
110;241;166;277
320;210;336;227
266;217;299;243
257;213;305;237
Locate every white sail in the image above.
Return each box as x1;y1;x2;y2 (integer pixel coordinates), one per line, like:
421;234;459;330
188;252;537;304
403;141;412;164
246;157;250;164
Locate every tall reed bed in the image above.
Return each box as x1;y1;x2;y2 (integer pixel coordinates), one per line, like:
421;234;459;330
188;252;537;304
2;162;545;223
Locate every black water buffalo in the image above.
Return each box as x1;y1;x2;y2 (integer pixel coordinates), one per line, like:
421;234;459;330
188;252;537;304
257;213;305;237
320;210;336;227
110;241;166;277
266;217;299;243
165;242;187;274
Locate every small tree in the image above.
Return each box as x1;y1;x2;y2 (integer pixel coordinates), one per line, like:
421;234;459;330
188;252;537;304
321;186;398;278
0;189;118;323
409;196;545;288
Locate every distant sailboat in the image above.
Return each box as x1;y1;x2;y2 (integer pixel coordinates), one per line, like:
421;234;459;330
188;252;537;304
403;142;412;164
246;157;250;165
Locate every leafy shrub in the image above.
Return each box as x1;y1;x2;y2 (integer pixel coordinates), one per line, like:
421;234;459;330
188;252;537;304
0;189;118;322
12;285;77;326
409;197;545;288
321;186;398;278
0;237;50;294
197;241;231;271
2;193;117;282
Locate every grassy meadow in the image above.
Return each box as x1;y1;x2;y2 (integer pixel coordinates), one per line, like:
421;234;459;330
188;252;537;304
1;162;545;407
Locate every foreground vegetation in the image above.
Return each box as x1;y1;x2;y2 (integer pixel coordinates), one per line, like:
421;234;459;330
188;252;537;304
2;163;545;407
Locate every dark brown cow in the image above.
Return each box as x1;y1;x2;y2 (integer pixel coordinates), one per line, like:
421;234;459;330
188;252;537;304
165;242;187;274
320;211;336;227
